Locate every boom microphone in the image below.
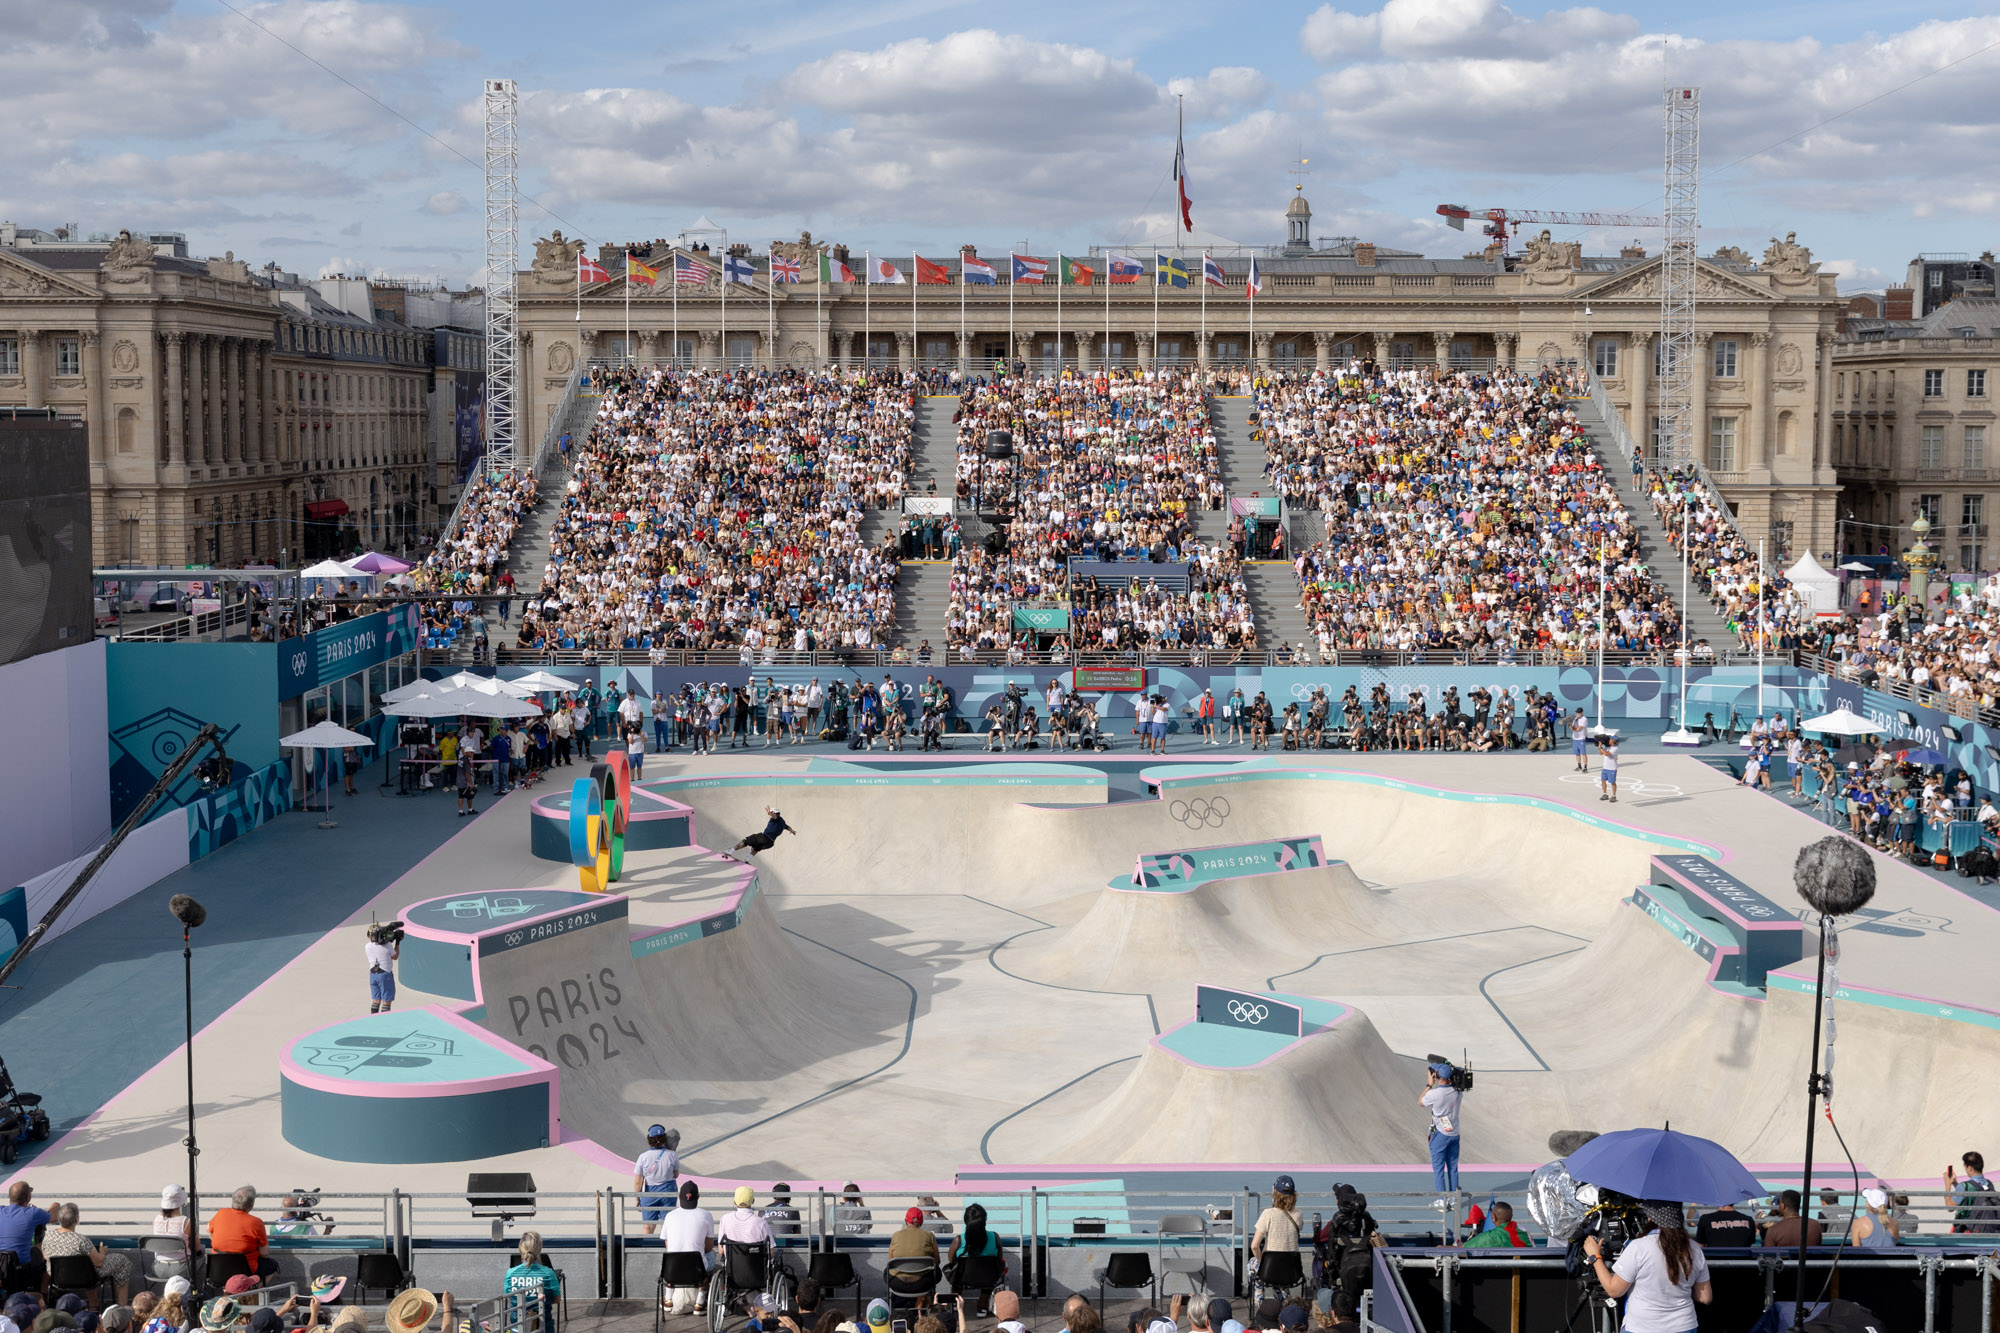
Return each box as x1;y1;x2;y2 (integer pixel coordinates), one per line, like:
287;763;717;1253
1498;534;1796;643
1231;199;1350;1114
1793;836;1875;917
169;895;208;929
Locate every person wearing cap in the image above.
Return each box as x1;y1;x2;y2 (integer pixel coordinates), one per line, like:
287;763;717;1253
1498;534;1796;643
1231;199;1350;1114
763;1186;802;1238
1581;1200;1711;1331
154;1187;193;1250
888;1207;939;1263
631;1126;680;1235
661;1182;715;1316
198;1299;240;1333
863;1298;893;1333
1248;1177;1301;1300
718;1187;773;1248
1848;1188;1900;1249
1462;1201;1527;1249
1420;1065;1464;1200
729;807;796;861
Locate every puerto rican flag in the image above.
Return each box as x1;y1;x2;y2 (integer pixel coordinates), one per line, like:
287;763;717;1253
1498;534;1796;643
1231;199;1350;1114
1011;254;1048;284
770;255;802;283
577;252;610;284
961;256;996;284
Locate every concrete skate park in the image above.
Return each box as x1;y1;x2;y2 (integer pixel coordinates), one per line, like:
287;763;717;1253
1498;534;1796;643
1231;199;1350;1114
25;744;2000;1201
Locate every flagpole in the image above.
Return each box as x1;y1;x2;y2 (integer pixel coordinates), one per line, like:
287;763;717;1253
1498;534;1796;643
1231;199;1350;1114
1248;264;1254;376
1200;252;1207;363
672;252;679;368
912;250;918;373
1008;254;1015;365
768;247;775;368
816;249;823;370
624;252;631;364
720;251;727;370
1104;250;1110;372
1152;256;1158;365
959;251;966;375
1056;252;1064;377
865;250;871;371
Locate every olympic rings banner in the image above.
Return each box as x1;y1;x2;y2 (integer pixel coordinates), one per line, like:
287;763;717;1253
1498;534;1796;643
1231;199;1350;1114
1196;984;1302;1037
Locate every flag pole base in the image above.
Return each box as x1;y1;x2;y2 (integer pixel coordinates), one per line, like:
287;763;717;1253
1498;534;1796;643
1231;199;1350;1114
1660;728;1702;748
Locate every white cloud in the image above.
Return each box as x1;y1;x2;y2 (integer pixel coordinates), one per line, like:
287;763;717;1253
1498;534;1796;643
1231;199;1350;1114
421;190;464;215
1302;0;1636;62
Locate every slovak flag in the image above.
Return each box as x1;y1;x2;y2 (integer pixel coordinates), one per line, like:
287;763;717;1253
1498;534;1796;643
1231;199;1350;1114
577;251;611;284
770;255;802;283
1245;257;1262;299
1202;253;1226;287
1107;254;1145;284
961;256;996;284
1011;254;1048;284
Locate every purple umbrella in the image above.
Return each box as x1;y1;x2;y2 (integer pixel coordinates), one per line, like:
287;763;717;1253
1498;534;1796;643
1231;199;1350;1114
1564;1127;1766;1204
347;551;412;574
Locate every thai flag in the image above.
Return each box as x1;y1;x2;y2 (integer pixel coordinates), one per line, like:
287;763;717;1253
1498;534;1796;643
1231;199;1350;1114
1202;253;1225;287
962;256;997;284
1011;254;1048;284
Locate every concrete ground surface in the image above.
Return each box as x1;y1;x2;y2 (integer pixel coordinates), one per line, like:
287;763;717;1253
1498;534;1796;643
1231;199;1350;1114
8;744;1998;1200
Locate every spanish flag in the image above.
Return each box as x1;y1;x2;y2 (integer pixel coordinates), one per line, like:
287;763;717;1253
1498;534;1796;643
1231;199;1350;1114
626;253;659;287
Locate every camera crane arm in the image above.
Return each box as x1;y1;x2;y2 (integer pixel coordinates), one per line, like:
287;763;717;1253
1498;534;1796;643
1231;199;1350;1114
0;723;224;990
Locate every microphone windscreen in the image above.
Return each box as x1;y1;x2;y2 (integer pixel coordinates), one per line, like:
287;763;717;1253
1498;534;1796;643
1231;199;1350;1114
1794;836;1876;917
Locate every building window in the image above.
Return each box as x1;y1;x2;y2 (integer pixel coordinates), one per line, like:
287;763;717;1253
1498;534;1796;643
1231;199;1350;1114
1712;339;1738;378
55;338;80;376
1925;368;1945;396
1708;414;1738;471
1918;494;1942;525
1968;425;1989;470
1389;340;1415;364
1593;339;1618;378
1962;494;1984;529
1971;369;1988;398
1922;425;1945;469
1650;415;1664;457
0;338;16;376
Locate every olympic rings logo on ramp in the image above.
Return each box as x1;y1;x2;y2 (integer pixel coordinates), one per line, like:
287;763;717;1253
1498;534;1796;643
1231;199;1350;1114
1169;796;1231;829
1227;999;1270;1024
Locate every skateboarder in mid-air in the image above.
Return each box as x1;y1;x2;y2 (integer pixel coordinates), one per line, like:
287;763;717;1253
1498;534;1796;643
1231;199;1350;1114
730;806;796;860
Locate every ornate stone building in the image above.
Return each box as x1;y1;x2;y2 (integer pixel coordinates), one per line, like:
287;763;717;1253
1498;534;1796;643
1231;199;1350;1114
1832;293;2000;572
0;226;483;568
515;204;1846;556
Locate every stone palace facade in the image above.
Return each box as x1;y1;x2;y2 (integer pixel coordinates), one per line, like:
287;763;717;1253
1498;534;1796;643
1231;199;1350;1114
515;206;1846;558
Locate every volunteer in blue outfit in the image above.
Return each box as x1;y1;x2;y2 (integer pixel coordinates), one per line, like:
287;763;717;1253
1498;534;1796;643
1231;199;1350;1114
633;1125;680;1236
1420;1062;1462;1197
504;1231;563;1323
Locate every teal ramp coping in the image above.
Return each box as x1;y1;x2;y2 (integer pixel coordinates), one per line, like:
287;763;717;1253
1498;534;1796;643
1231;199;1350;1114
1152;767;1724;860
1766;972;2000;1034
657;764;1107;790
1627;887;1765;999
1114;835;1330;892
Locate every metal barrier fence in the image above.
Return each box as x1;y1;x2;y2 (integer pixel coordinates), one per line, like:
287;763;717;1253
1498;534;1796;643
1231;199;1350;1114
44;1184;2000;1308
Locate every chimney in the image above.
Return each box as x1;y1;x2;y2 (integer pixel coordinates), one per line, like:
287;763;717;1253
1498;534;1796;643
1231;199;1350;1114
1884;286;1914;320
1620;243;1647;260
961;245;979;257
1353;242;1376;268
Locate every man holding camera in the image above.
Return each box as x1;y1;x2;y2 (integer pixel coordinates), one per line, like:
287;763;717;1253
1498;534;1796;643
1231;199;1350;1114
366;924;399;1015
1421;1062;1464;1200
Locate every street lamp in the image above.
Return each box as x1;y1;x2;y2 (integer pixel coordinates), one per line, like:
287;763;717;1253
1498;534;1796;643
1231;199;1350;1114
169;894;208;1223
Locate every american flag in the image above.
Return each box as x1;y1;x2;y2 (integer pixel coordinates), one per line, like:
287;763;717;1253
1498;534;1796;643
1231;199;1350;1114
675;255;711;285
770;255;802;283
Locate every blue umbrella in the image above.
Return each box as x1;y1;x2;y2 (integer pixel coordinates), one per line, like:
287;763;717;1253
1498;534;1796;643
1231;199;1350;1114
1900;748;1950;766
1564;1128;1765;1204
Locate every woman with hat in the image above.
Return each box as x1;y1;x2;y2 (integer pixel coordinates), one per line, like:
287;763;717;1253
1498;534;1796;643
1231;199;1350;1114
1249;1176;1302;1302
154;1187;192;1249
1579;1200;1712;1332
1848;1188;1900;1249
631;1126;680;1236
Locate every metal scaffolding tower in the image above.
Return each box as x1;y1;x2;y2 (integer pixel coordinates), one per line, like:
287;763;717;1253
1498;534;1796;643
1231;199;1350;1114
1658;86;1700;465
483;78;520;475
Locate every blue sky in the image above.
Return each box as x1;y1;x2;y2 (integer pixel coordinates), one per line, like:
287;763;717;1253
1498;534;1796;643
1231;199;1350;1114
7;0;1999;290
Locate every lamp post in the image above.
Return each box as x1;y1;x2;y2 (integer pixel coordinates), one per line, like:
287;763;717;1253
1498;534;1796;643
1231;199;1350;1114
1906;513;1939;623
169;894;208;1225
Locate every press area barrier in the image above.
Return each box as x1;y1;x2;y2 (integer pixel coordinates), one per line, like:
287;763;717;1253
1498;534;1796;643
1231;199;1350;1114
1361;1249;2000;1333
44;1186;2000;1318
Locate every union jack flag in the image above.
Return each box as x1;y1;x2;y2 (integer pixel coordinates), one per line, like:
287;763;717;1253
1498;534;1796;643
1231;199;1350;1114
771;255;802;283
675;255;711;285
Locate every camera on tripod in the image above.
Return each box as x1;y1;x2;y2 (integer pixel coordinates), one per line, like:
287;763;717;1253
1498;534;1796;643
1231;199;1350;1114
1425;1053;1474;1092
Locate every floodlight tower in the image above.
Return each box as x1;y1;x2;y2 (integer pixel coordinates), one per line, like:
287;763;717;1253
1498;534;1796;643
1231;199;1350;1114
483;77;520;475
1658;86;1700;465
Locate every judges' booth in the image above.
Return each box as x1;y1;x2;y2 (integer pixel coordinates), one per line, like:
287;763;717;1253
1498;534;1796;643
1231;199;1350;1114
1232;496;1288;558
1013;607;1070;652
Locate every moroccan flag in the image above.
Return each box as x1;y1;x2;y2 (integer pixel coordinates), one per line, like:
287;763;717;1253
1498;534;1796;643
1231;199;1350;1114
915;255;952;285
820;253;856;283
1061;255;1094;287
578;252;610;284
625;253;658;287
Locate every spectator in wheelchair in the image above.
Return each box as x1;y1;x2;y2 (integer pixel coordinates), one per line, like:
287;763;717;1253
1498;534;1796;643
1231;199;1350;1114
503;1231;561;1321
662;1181;716;1316
719;1187;774;1248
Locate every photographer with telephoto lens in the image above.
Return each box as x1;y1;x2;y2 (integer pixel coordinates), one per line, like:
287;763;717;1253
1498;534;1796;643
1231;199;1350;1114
1580;1200;1712;1332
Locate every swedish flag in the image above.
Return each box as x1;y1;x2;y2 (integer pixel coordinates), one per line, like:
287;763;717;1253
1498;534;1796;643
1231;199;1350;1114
1155;254;1189;288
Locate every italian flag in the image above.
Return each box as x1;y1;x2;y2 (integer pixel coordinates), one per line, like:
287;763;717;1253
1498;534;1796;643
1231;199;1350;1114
820;254;856;283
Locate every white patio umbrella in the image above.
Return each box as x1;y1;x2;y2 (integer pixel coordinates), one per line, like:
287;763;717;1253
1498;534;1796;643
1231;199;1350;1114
300;558;355;580
436;670;536;697
1838;562;1874;572
387;687;539;719
508;669;579;694
280;720;373;827
381;677;446;703
1800;706;1883;736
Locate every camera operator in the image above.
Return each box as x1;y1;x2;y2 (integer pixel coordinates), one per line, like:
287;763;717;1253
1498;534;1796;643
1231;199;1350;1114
1420;1062;1464;1199
1580;1201;1712;1332
365;923;401;1015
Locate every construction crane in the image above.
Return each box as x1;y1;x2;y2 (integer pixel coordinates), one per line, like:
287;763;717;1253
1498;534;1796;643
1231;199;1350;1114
1436;204;1662;255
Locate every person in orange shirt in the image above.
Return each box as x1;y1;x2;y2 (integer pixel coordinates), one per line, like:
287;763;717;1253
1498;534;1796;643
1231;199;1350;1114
208;1187;276;1280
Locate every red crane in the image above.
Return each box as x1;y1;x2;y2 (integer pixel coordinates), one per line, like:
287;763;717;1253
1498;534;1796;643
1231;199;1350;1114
1436;204;1663;255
